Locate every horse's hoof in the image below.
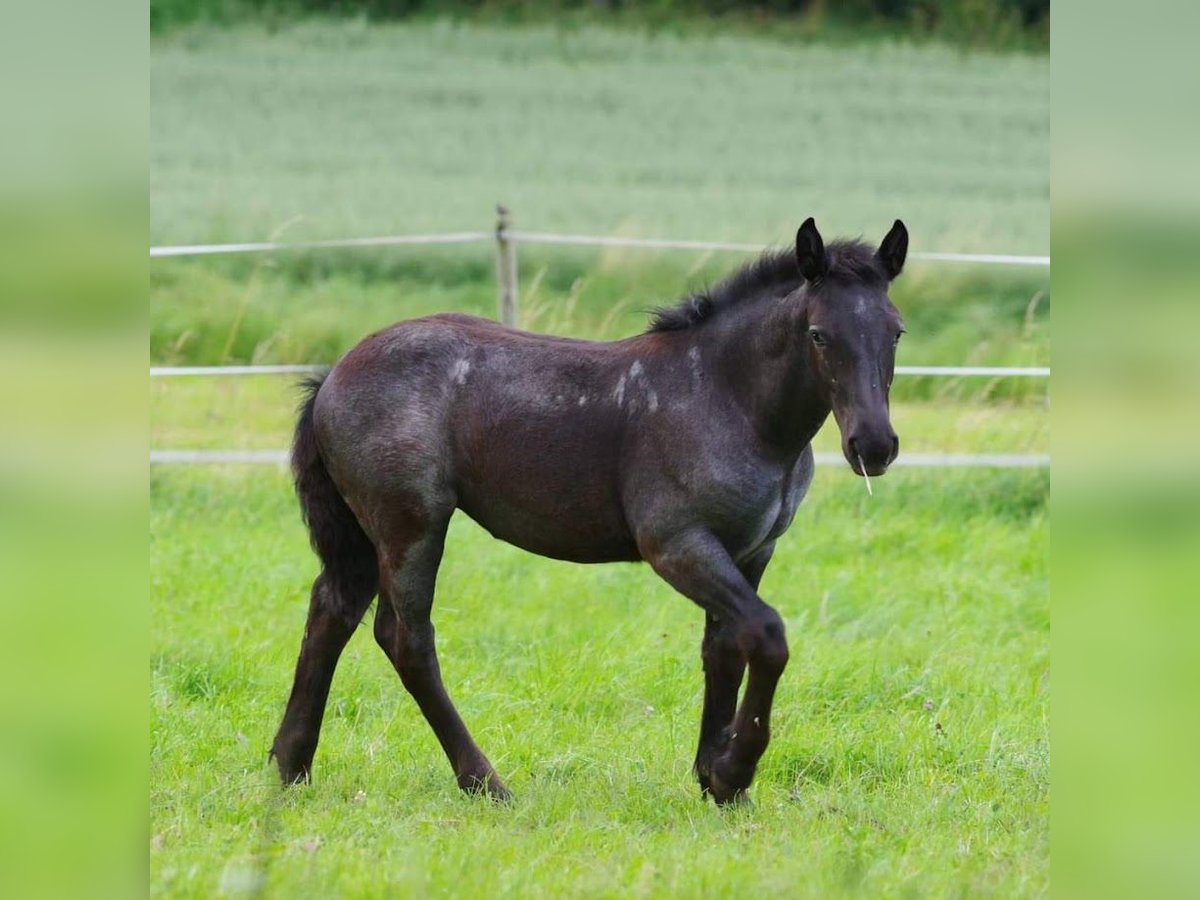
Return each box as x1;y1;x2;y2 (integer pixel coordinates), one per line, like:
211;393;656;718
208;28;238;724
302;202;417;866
459;771;512;803
270;748;312;786
707;755;756;806
707;770;752;807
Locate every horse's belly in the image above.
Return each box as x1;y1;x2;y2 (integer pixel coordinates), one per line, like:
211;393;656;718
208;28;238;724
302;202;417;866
455;480;640;564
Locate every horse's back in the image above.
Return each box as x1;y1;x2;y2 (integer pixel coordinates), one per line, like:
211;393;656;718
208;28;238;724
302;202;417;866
316;314;642;562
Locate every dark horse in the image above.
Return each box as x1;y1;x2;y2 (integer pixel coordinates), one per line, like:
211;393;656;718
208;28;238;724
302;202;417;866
271;218;908;804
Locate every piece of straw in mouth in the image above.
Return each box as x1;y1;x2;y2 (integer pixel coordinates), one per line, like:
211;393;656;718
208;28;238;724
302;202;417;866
858;455;873;496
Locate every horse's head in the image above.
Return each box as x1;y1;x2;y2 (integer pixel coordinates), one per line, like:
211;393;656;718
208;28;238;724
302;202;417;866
795;217;908;477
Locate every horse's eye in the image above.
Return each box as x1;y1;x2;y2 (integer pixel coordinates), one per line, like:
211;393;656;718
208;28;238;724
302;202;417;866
809;329;826;347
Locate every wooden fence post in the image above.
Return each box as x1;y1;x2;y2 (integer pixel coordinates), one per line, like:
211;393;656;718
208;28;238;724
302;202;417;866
495;205;518;327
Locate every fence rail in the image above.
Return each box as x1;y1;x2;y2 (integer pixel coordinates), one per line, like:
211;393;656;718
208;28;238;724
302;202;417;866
148;231;492;258
150;363;1050;379
150;208;1049;469
149;449;1050;469
150;206;1050;327
149;227;1050;268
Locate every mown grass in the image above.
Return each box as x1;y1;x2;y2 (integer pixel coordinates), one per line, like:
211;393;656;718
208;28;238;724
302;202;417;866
151;465;1047;897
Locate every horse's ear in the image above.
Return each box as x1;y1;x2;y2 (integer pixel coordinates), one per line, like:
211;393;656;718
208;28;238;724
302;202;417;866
877;219;908;280
795;217;827;282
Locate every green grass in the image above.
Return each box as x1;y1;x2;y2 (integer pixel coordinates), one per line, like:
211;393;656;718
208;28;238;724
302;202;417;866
150;249;1050;402
151;465;1047;897
150;20;1048;896
151;21;1047;251
150;21;1049;393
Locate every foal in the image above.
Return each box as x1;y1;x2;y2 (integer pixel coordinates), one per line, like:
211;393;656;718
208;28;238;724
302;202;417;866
271;218;908;804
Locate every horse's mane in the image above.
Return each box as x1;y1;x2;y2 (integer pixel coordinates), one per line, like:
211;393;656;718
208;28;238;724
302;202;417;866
647;239;886;333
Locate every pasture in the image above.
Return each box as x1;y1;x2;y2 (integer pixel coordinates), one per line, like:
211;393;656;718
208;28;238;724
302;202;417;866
150;18;1048;898
152;461;1047;897
150;19;1049;379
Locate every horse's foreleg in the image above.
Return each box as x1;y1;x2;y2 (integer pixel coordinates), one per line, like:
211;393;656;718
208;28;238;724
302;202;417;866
645;531;788;805
693;543;775;798
374;526;510;801
271;570;375;784
695;612;744;797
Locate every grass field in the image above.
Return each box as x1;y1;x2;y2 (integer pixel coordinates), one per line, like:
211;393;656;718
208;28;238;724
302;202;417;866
151;18;1048;898
151;465;1047;897
150;20;1049;379
150;21;1049;250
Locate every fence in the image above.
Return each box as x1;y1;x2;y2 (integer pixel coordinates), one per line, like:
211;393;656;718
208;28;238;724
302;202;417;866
149;363;1049;378
150;206;1050;329
150;206;1049;467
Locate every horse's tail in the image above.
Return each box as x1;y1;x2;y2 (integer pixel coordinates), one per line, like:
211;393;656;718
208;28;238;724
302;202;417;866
292;372;378;612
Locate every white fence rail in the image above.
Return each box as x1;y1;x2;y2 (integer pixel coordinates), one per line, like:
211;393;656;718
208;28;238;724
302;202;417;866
149;449;1050;469
150;364;1050;379
150;208;1049;468
151;207;1049;328
149;231;492;258
149;229;1050;268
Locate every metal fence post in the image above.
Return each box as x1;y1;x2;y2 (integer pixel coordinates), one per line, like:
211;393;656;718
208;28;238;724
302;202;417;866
495;205;519;327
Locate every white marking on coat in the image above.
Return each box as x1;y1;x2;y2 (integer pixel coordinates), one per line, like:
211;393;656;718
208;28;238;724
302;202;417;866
687;346;703;387
450;359;470;385
619;358;658;415
613;374;626;406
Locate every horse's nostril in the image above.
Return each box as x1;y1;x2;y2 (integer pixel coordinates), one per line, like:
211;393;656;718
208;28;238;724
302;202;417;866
891;435;900;460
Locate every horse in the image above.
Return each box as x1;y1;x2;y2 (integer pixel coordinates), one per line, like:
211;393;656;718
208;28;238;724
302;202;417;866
270;217;908;805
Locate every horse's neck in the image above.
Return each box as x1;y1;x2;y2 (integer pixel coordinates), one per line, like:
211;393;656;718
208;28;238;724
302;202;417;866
708;298;831;457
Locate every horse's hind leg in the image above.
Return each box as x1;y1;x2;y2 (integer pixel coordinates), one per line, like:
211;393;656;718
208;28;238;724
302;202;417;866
373;511;510;801
271;567;377;783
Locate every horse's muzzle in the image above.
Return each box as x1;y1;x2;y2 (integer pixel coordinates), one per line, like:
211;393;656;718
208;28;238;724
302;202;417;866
846;431;899;477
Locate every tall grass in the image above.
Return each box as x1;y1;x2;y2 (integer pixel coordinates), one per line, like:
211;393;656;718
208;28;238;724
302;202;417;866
150;21;1048;402
151;247;1049;401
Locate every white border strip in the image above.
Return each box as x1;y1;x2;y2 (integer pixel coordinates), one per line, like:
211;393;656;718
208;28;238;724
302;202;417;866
149;364;1049;378
150;449;1048;468
149;229;1049;267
